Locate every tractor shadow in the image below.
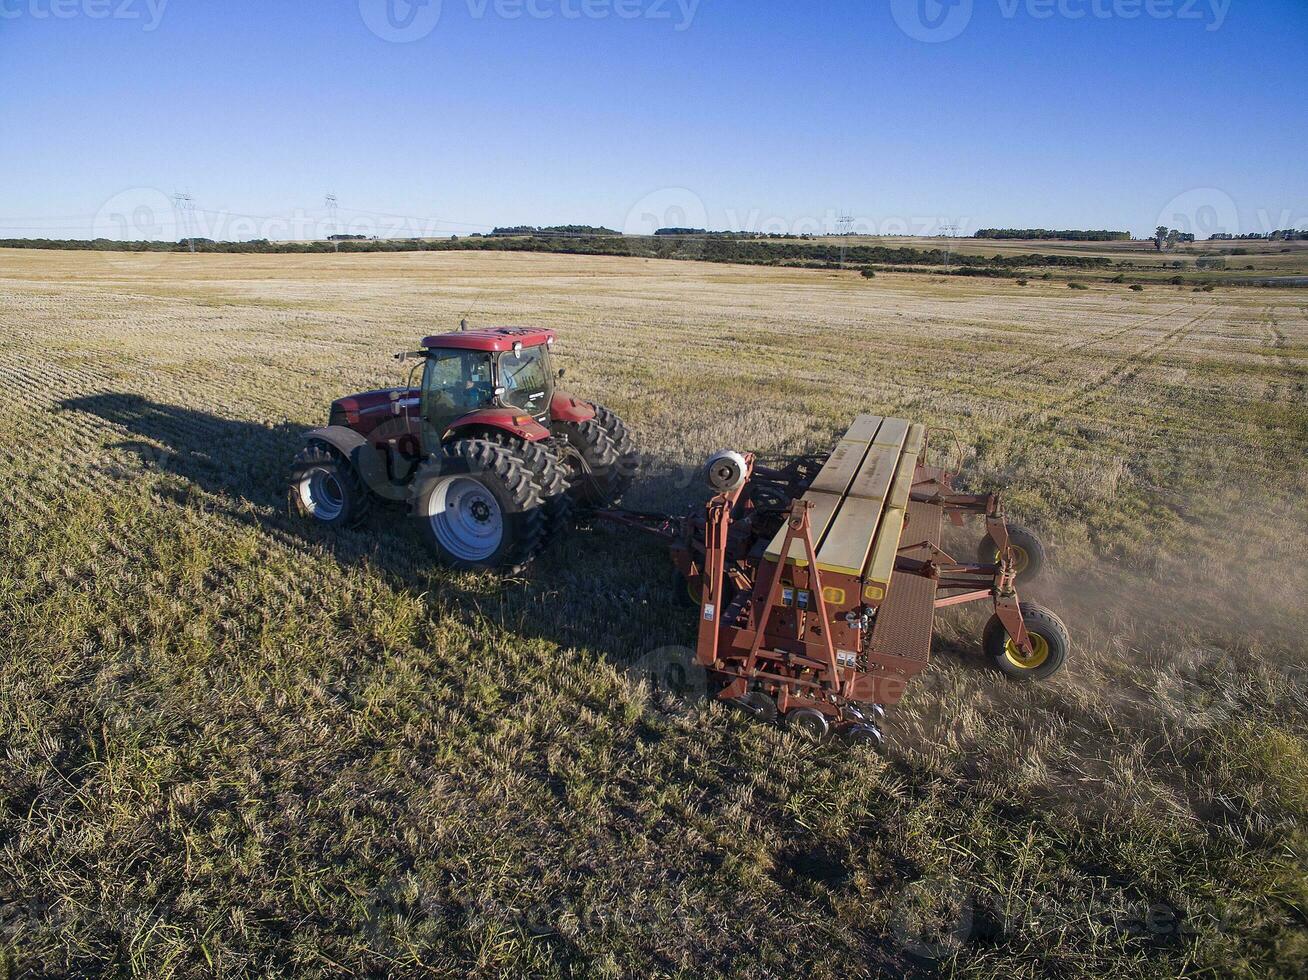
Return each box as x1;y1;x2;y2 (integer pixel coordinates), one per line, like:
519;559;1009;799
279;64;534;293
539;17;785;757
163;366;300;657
57;393;700;670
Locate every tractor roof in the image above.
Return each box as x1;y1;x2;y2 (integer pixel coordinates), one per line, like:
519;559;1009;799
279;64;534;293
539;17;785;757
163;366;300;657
422;326;555;353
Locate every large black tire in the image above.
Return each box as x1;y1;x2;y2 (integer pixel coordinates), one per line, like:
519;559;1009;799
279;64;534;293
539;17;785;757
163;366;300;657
977;524;1046;582
483;434;573;549
591;404;639;500
507;438;573;548
560;418;624;507
288;441;371;528
410;439;545;574
983;602;1069;681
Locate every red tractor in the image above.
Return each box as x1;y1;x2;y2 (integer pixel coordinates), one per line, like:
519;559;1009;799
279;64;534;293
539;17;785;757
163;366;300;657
289;325;638;572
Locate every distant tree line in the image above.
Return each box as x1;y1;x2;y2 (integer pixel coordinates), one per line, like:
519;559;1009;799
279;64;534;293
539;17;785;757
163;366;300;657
1208;230;1307;241
974;229;1131;241
654;229;813;240
490;225;621;237
0;235;1111;270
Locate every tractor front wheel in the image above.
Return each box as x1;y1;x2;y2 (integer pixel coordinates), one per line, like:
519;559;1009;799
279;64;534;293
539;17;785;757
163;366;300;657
411;439;545;573
983;602;1069;681
592;404;639;499
561;419;623;506
487;435;573;549
562;405;639;506
289;442;370;528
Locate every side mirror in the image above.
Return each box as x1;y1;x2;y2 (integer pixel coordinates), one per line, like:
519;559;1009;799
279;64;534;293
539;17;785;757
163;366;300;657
493;386;507;397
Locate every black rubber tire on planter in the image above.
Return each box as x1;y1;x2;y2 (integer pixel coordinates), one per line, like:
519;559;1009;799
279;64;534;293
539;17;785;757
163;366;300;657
288;441;371;528
983;602;1070;681
977;524;1047;582
591;404;639;500
733;691;778;724
785;707;830;742
561;418;624;506
410;439;545;574
841;723;884;751
486;434;574;549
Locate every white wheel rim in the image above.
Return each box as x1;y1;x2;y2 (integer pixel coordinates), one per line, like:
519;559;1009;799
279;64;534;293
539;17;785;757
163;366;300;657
300;469;345;521
428;476;503;561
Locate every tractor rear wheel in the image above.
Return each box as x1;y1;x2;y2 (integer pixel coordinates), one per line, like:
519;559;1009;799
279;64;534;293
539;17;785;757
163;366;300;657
289;442;371;528
561;418;625;506
983;602;1069;681
411;439;545;573
978;524;1046;582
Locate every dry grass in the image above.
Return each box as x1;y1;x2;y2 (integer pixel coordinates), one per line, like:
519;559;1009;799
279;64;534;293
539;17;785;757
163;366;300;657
0;248;1305;978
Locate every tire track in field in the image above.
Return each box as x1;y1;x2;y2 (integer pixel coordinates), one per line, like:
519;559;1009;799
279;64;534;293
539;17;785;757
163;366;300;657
987;304;1187;386
1009;305;1213;429
882;303;1190;424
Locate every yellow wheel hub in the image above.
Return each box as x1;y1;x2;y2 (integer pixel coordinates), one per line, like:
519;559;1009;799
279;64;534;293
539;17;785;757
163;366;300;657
1008;544;1029;574
989;542;1029;574
1004;631;1049;670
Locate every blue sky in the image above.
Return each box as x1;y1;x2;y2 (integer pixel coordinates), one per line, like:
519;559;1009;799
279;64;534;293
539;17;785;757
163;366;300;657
0;0;1304;240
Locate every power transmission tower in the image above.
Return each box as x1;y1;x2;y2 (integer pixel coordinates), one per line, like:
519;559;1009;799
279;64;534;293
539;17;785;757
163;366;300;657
940;222;959;270
325;193;339;248
173;192;196;251
837;213;855;267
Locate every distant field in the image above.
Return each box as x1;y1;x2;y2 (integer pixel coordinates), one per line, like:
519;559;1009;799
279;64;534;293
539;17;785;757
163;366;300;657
854;235;1308;281
1;248;1305;977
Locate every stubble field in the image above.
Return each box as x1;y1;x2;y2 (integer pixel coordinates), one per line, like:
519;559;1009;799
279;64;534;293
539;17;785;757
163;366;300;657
0;248;1304;978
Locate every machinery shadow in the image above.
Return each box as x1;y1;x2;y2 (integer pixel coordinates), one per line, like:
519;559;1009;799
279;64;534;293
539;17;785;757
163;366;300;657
56;393;699;670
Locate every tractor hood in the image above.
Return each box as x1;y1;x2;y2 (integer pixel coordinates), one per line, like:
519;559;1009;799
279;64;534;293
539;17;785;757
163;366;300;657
329;387;420;435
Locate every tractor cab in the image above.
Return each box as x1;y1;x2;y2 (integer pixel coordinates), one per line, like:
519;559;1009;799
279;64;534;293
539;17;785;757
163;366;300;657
417;327;558;449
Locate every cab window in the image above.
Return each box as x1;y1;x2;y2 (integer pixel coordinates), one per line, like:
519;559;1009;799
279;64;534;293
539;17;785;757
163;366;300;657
498;346;551;415
423;350;494;415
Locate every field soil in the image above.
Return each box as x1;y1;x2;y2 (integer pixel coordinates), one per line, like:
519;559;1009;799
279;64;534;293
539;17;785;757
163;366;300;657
1;248;1305;978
